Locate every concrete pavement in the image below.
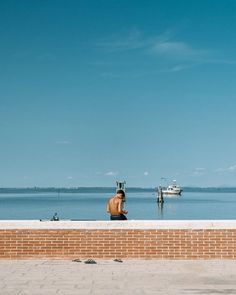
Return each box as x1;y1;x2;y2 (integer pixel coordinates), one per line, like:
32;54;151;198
0;260;236;295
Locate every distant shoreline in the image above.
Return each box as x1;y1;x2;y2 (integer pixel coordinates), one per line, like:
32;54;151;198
1;187;236;194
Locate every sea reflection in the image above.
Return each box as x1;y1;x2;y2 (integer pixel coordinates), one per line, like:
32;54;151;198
157;202;164;219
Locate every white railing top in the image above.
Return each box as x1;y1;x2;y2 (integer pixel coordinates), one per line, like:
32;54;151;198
0;220;236;229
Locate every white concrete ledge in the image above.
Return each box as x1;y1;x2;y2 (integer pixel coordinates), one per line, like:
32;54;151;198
0;220;236;230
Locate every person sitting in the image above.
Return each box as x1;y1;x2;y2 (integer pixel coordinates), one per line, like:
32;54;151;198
106;190;128;220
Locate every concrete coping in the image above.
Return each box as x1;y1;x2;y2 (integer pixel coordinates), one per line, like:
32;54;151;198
0;220;236;229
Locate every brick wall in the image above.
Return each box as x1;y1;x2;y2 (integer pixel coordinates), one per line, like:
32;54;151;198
0;228;236;259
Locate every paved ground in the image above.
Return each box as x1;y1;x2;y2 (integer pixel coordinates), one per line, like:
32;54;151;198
1;260;236;295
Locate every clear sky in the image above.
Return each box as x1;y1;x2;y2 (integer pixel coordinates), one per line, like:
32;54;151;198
1;0;236;187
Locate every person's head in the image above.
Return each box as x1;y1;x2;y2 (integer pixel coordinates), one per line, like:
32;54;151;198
116;189;125;199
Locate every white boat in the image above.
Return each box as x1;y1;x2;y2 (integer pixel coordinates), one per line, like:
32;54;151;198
162;180;182;196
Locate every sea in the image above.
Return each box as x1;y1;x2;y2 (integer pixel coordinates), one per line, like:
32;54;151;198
0;191;236;220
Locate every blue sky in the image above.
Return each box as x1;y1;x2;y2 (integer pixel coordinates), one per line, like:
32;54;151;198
1;0;236;187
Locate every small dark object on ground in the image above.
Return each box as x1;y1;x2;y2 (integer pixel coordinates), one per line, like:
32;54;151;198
84;259;97;264
51;212;59;221
114;259;123;263
72;259;82;263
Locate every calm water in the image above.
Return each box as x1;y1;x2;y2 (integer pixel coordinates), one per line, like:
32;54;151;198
0;192;236;220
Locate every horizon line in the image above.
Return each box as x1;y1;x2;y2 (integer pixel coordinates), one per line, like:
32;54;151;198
1;186;236;189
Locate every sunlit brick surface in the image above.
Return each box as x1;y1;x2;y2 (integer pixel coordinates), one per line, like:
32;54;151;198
0;228;236;259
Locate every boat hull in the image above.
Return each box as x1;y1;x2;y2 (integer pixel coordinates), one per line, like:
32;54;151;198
162;190;182;196
162;191;182;196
